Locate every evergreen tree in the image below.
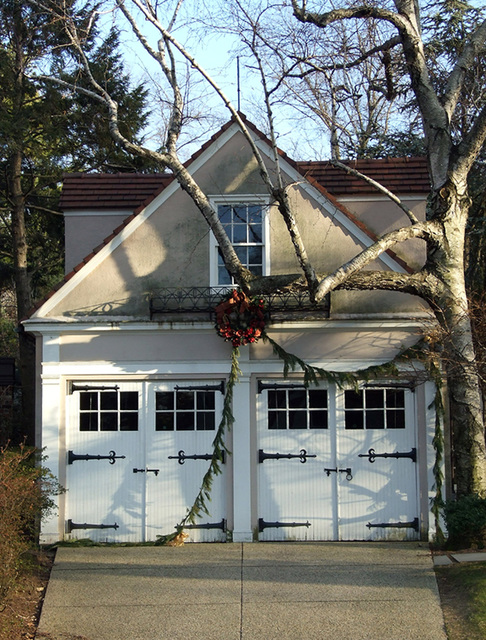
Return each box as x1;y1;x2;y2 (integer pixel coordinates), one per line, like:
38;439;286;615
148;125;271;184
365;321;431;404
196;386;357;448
0;0;152;442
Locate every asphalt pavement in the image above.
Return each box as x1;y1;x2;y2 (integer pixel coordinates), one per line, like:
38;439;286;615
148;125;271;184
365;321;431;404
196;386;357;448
36;541;448;640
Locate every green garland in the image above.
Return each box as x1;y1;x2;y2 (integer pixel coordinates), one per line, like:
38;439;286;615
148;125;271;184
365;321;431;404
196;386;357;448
428;360;446;544
265;334;446;542
156;304;445;544
155;348;240;545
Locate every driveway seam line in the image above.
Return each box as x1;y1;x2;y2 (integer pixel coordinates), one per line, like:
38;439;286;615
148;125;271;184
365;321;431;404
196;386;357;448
240;543;244;639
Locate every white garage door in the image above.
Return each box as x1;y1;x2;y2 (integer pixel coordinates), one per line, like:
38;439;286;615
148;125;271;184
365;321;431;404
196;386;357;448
257;381;419;541
65;381;227;543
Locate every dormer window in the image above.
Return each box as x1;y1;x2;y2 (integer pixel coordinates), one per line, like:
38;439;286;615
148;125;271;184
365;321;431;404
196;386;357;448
210;197;269;286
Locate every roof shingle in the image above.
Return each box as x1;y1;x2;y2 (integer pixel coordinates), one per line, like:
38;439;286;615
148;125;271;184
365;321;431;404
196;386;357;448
296;157;430;196
59;173;172;211
59;157;430;211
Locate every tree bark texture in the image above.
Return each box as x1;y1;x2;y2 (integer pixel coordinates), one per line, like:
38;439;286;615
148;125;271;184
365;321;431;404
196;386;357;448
427;183;486;496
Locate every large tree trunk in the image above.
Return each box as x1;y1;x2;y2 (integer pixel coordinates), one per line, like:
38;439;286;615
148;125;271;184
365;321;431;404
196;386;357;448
7;7;36;445
9;149;31;319
429;181;486;497
443;293;486;496
8;148;36;445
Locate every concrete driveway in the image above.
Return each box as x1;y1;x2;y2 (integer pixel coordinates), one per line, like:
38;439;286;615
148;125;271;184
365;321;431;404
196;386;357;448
36;542;447;640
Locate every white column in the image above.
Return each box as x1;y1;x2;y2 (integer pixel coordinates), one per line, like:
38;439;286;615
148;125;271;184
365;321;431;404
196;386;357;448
39;333;64;544
231;349;253;542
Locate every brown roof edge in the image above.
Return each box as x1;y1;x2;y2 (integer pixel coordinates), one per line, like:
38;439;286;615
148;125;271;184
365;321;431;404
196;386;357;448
296;157;430;196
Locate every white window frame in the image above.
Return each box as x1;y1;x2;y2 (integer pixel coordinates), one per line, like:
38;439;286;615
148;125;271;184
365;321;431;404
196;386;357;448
209;195;270;288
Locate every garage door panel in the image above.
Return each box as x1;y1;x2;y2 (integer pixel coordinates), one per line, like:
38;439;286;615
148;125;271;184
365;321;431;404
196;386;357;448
145;384;227;542
66;384;143;542
257;385;334;541
66;381;227;543
337;387;418;540
257;382;419;541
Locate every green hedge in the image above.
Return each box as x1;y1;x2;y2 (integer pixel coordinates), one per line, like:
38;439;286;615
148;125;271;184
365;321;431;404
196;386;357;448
443;494;486;549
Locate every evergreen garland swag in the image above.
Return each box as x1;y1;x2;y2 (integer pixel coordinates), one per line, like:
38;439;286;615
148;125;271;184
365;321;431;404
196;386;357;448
156;294;445;544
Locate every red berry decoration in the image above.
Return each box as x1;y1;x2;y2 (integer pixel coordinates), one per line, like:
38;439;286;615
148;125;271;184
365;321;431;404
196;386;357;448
215;290;266;347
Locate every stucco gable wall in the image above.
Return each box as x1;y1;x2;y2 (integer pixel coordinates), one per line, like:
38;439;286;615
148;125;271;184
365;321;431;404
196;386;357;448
45;185;210;317
64;211;129;275
268;181;428;315
339;197;426;271
44;130;426;319
45;133;269;318
269;183;392;275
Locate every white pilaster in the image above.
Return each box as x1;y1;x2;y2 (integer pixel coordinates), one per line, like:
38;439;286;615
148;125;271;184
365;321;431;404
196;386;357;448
231;349;253;542
39;333;64;544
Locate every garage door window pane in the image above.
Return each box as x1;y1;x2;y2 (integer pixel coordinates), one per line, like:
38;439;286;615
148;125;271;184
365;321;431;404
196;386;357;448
79;389;139;432
197;392;215;411
289;411;307;429
345;387;406;430
80;392;97;411
366;389;383;408
100;392;117;410
309;390;327;408
268;390;286;408
100;412;117;431
121;392;138;411
80;412;98;431
386;389;405;408
366;411;385;429
386;409;405;429
177;392;194;411
267;387;327;430
120;413;138;431
268;411;287;429
156;413;174;431
310;410;328;429
289;390;306;408
345;390;363;408
196;412;216;431
156;389;217;431
345;412;364;430
156;392;173;411
177;412;194;431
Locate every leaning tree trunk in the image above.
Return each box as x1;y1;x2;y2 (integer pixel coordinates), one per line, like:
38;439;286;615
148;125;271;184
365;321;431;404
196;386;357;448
429;182;486;497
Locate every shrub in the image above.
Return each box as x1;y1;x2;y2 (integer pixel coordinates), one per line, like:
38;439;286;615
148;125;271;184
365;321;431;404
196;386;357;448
0;444;62;604
442;494;486;549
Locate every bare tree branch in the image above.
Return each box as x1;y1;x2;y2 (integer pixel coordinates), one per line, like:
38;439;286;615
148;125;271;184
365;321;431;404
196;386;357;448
315;220;441;301
454;98;486;177
442;18;486;119
233;0;318;293
291;1;409;33
286;35;401;77
331;159;420;223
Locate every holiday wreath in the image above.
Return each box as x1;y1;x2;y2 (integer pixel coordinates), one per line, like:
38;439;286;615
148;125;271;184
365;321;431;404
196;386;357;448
214;289;266;347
